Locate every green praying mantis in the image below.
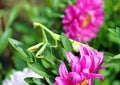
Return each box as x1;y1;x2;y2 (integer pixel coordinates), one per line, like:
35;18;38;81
27;22;85;58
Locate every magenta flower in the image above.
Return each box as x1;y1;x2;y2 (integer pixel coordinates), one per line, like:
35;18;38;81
53;62;87;85
53;45;104;85
66;45;104;85
62;0;104;42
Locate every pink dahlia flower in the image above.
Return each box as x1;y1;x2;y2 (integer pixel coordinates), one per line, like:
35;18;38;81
53;62;88;85
62;0;104;42
53;45;104;85
66;45;104;85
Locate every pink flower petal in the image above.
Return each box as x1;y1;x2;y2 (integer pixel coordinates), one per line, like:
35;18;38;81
59;62;69;78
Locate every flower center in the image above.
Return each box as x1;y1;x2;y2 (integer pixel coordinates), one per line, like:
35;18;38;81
81;14;92;27
77;79;88;85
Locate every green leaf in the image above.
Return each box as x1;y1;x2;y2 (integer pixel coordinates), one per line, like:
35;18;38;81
25;77;48;85
41;58;58;74
109;33;120;45
112;54;120;60
13;55;27;70
104;52;114;63
56;47;68;61
45;77;54;85
109;27;120;37
61;33;73;51
109;29;117;36
6;5;19;28
46;33;56;46
8;38;28;59
27;62;51;78
33;78;47;84
24;77;35;84
106;54;120;64
0;29;12;54
61;48;68;60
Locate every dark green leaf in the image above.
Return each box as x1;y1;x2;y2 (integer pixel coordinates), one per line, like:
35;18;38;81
61;33;73;51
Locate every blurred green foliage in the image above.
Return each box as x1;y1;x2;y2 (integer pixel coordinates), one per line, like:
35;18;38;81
0;0;120;85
